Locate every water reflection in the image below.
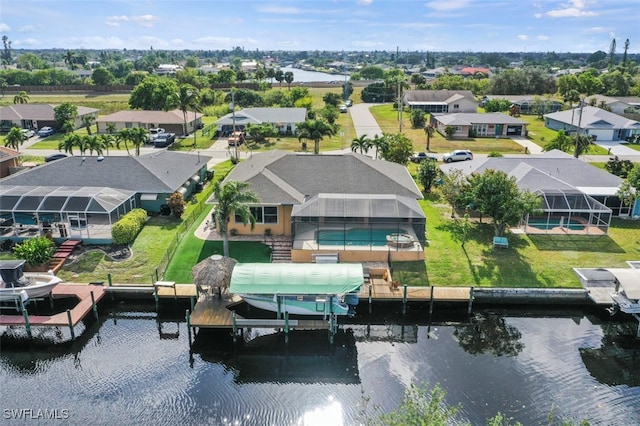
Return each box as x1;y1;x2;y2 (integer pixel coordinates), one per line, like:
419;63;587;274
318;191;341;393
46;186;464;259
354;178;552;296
192;329;360;385
453;312;524;356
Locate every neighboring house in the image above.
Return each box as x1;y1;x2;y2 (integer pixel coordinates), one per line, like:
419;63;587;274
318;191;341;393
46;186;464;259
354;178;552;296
207;151;426;263
544;106;640;141
459;67;491;77
0;151;211;243
96;109;204;135
155;64;183;75
440;150;636;234
403;90;477;113
214;108;307;135
0;104;99;132
581;95;638;114
482;95;564;115
0;147;20;178
430;112;528;138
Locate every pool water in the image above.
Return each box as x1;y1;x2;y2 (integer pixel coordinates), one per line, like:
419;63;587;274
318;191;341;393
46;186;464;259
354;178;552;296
528;218;586;230
317;228;402;246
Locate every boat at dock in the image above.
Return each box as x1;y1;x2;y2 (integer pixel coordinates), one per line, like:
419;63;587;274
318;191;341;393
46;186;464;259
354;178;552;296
608;267;640;314
0;260;63;303
229;263;364;317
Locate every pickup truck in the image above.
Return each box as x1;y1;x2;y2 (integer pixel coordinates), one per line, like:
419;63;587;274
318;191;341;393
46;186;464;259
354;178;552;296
148;128;166;143
227;131;245;147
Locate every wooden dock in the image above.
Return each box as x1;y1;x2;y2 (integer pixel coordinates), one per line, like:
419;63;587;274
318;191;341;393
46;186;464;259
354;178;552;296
0;283;105;327
361;278;471;302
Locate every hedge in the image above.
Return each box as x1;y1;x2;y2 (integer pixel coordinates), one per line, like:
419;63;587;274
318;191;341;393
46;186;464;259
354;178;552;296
111;208;148;245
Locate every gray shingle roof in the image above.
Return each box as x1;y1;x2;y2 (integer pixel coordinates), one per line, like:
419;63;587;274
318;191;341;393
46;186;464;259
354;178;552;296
215;108;307;126
433;112;527;125
544;106;640;129
0;151;211;193
217;151;422;204
96;109;203;125
0;104;98;121
404;90;475;104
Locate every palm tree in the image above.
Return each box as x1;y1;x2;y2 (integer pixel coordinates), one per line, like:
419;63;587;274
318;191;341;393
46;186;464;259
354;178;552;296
58;133;80;155
105;123;117;135
81;115;96;135
116;128;132;155
129;127;148;156
274;69;284;87
174;84;200;136
350;134;371;154
212;180;260;257
4;127;27;152
84;135;103;156
563;89;581;129
64;50;76;70
13;90;29;104
98;134;114;155
424;124;434;152
284;71;294;90
296;119;336;155
369;134;387;160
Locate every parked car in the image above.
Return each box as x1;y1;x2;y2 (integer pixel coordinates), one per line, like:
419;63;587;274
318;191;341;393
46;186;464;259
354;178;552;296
37;127;55;137
227;131;245;147
339;105;348;113
442;150;473;163
154;133;175;148
410;152;438;163
345;99;353;107
45;153;68;162
147;127;166;143
21;129;36;138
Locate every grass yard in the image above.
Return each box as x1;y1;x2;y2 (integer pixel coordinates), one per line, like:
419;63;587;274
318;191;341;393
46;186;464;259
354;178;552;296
369;105;525;155
517;114;609;155
392;193;640;289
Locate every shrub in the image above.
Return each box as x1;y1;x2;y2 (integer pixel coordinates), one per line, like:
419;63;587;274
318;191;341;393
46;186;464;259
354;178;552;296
12;237;53;266
111;208;148;245
488;151;504;157
166;192;186;218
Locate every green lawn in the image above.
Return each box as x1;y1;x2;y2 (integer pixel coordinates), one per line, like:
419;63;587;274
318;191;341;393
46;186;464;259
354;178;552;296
392;193;640;288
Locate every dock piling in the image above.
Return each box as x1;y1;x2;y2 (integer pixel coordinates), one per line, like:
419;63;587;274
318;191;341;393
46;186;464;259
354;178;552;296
19;297;32;339
402;285;407;315
154;286;159;312
49;293;54;311
284;312;290;344
186;309;192;347
107;273;114;302
232;311;238;344
429;286;435;316
90;290;98;320
368;285;372;314
468;287;474;315
66;309;75;340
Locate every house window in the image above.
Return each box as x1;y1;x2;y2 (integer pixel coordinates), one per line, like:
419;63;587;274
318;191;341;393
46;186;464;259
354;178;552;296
125;122;133;128
236;206;278;224
453;104;459;110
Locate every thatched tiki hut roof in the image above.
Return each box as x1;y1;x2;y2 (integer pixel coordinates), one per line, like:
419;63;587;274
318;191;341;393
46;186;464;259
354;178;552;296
191;255;237;297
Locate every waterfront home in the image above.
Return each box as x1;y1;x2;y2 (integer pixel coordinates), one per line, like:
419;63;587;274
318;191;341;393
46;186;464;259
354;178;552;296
544;106;640;141
207;151;426;263
402;90;477;113
0;151;210;243
430;112;528;139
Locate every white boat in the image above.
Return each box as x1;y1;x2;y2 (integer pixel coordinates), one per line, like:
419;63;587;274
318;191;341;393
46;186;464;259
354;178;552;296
0;260;63;303
608;268;640;314
230;263;363;317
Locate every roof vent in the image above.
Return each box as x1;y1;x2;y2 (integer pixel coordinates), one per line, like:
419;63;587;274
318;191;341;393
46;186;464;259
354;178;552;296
97;156;104;162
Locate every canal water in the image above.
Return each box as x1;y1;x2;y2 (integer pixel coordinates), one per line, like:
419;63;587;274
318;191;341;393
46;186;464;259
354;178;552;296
1;303;639;425
280;65;348;83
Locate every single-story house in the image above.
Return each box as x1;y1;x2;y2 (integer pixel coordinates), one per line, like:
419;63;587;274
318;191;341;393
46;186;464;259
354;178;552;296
481;95;564;115
440;150;637;234
430;112;528;138
214;108;307;135
581;95;639;115
544;106;640;141
0;104;99;132
207;151;426;263
0;147;20;178
96;109;204;136
0;151;211;243
403;90;477;113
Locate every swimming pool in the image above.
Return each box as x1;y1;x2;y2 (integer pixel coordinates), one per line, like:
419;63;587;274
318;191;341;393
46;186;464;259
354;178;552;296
527;218;586;231
317;228;404;246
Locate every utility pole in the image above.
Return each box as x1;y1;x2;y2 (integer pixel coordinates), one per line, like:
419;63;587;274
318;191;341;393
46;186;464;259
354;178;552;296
573;98;585;158
398;79;403;133
231;89;238;161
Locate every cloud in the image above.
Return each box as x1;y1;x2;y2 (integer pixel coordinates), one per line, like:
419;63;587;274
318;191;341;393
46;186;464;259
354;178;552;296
537;35;549;40
546;0;597;18
534;13;542;18
425;0;470;11
19;25;38;32
105;14;159;28
357;0;373;5
13;38;40;47
61;36;126;49
0;23;10;32
517;34;529;41
586;26;609;33
257;5;302;14
351;40;384;48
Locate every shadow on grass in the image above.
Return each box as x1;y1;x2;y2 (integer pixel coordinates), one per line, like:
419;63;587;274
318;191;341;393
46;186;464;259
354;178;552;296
528;234;625;253
392;261;428;286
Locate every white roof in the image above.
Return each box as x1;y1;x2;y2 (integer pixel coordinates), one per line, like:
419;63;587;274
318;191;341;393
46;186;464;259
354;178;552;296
607;268;640;299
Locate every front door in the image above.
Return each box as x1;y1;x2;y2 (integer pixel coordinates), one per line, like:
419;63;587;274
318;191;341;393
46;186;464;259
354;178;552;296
495;124;503;136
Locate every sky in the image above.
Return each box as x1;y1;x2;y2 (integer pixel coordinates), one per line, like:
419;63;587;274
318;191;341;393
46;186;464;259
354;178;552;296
0;0;638;53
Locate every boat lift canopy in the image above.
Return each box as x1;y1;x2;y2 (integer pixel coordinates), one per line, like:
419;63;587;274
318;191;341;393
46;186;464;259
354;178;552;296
230;263;364;295
607;268;640;299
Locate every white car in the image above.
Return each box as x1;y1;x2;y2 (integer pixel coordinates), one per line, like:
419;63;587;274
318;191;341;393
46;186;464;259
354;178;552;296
21;129;36;138
442;150;473;163
339;105;348;113
148;127;166;142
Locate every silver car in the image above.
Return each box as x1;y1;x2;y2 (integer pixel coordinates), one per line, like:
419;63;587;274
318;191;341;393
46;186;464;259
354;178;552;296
442;150;473;163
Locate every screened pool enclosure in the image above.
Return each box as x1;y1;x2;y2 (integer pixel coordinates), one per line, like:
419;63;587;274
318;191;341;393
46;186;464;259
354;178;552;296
291;194;426;251
522;189;612;235
0;185;136;243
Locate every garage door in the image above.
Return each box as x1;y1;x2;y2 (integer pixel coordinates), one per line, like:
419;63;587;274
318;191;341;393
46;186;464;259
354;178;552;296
588;129;613;141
